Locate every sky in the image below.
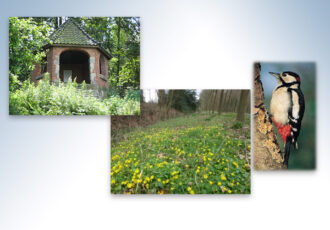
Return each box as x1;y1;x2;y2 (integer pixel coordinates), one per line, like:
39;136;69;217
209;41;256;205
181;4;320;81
143;89;201;103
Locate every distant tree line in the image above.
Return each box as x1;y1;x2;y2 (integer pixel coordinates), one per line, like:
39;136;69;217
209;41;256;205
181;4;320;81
111;89;250;134
199;90;250;122
152;90;198;120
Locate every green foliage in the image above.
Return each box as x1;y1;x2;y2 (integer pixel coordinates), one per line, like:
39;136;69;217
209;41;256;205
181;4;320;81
171;90;198;113
232;121;243;129
117;57;140;88
77;17;140;89
9;73;22;92
111;113;250;194
9;17;50;81
9;74;140;115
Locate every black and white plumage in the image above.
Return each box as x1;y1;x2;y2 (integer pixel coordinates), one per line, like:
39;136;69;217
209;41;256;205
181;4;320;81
269;71;305;166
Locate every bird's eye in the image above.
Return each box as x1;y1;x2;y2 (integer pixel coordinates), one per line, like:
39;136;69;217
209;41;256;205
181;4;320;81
282;73;287;77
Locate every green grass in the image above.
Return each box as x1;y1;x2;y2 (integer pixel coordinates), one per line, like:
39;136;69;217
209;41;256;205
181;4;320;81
111;113;250;194
9;74;140;115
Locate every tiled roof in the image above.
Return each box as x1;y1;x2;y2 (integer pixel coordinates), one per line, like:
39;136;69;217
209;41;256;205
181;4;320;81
47;18;111;59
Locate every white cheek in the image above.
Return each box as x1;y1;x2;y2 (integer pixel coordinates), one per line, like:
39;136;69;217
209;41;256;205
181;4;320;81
283;76;296;83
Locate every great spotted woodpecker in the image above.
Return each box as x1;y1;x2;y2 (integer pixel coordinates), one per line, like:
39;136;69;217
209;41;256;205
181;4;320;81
269;71;305;166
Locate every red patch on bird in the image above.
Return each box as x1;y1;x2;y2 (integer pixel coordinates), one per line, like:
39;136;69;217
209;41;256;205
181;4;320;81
296;77;300;83
272;118;291;143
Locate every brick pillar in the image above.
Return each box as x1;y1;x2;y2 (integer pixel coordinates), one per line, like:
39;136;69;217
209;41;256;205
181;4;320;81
89;57;96;84
53;55;60;83
47;47;60;82
46;48;53;77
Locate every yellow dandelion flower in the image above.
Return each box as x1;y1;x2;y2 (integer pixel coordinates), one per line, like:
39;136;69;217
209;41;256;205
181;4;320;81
127;183;134;189
221;173;227;181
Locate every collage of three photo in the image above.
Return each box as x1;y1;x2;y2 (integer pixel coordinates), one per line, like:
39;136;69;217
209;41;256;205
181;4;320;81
9;16;316;195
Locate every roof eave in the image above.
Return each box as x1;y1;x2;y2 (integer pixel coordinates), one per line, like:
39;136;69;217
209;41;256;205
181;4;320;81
43;43;112;59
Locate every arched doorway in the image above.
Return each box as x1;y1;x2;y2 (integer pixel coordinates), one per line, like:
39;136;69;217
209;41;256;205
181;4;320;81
59;50;90;84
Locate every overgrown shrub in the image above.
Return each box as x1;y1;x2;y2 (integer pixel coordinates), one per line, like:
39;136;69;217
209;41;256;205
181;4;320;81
9;74;140;115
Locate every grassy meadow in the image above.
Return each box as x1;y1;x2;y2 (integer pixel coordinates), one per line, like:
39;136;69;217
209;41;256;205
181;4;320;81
111;113;251;194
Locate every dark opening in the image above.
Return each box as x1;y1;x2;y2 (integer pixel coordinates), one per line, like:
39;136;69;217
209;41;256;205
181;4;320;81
99;55;102;75
60;51;90;84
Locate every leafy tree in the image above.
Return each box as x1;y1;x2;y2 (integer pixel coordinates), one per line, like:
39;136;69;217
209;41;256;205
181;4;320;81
76;17;140;89
171;90;198;113
9;17;50;82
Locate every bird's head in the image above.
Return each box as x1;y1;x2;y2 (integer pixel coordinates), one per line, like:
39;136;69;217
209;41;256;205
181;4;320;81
269;71;301;86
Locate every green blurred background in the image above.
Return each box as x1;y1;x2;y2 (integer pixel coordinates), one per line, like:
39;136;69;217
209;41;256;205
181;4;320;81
260;62;316;170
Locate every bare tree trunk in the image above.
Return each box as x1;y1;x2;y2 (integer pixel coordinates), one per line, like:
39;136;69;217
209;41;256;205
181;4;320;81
140;89;144;104
166;90;175;119
217;90;224;115
253;63;287;170
207;90;214;113
236;90;249;122
157;90;166;120
211;90;217;113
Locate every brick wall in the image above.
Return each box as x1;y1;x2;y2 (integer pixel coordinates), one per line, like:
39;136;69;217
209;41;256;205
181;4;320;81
31;46;109;88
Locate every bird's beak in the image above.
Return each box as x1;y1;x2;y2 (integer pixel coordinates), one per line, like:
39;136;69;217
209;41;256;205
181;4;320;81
269;72;280;79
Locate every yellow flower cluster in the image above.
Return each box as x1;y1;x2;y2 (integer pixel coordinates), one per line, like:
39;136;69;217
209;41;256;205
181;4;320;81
110;114;251;194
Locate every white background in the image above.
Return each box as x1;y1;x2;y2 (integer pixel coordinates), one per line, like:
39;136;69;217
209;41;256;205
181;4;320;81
1;1;330;230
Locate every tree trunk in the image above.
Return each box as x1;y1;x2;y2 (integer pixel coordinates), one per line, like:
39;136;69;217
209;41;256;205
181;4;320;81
253;63;287;170
236;90;249;122
116;18;121;84
217;90;224;115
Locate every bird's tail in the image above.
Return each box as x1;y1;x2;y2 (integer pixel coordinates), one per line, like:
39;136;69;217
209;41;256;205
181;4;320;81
284;137;292;166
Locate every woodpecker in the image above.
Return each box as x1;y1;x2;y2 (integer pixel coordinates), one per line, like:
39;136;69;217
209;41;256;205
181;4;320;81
269;71;305;166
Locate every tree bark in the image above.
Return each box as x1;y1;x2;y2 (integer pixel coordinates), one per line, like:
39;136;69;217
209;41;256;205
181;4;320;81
217;90;224;115
253;63;287;170
236;90;249;122
116;18;121;84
